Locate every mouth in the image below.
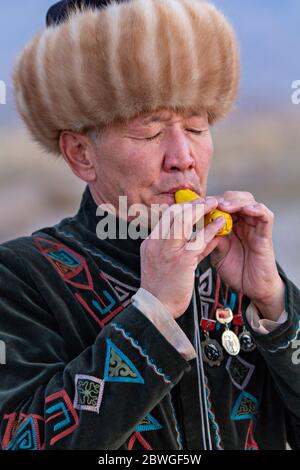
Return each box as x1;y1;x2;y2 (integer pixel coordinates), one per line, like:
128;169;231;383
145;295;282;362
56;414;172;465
161;185;197;195
160;185;199;201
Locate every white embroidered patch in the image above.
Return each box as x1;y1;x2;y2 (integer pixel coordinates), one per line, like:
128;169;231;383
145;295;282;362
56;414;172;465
73;374;104;414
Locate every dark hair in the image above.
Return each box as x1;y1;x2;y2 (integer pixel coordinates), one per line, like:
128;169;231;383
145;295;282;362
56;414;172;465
46;0;114;27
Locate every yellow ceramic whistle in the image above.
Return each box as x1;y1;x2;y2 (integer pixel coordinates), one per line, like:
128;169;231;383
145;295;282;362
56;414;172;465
174;189;233;237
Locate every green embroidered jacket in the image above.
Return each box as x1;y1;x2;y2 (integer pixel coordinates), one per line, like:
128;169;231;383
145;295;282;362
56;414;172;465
0;185;299;450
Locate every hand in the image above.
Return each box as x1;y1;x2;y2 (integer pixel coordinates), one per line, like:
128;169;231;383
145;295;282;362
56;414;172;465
140;197;225;319
209;191;285;321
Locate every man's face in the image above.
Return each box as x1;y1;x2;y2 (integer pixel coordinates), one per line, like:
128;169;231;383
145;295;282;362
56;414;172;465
89;108;213;214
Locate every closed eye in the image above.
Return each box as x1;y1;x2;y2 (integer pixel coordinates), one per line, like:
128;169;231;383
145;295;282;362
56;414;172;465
143;129;207;141
144;132;162;141
187;129;207;135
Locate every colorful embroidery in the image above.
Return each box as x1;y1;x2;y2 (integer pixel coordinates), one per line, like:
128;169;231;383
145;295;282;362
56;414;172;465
231;391;258;421
100;271;138;308
135;414;162;432
264;322;300;353
73;374;104;414
245;420;259;450
2;413;44;450
205;377;223;450
45;389;79;446
226;356;255;390
55;228;140;281
127;432;153;450
127;414;162;450
104;338;144;384
34;237;124;328
111;322;172;385
75;292;123;328
198;268;215;319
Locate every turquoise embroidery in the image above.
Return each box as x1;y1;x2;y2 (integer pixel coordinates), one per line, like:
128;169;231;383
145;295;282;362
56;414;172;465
135;414;162;432
92;290;116;316
205;377;223;450
231;390;258;421
46;402;70;432
5;416;39;450
47;249;81;267
110;322;172;385
104;338;144;384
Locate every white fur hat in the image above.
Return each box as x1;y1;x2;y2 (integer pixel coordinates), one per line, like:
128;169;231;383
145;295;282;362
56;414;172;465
13;0;240;156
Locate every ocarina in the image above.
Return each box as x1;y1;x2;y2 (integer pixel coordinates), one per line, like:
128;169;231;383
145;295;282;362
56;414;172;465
174;189;233;237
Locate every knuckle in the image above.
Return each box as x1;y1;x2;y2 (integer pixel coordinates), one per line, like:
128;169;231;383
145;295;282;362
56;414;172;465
244;191;255;200
223;190;237;197
224;190;254;200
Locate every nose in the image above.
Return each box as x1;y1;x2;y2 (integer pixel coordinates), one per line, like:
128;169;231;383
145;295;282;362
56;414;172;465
163;127;195;173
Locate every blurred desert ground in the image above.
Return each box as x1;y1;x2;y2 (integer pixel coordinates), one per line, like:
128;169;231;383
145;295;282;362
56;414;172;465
0;107;299;286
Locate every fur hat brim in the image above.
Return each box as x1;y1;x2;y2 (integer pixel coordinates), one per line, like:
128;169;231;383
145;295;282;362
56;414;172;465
13;0;240;156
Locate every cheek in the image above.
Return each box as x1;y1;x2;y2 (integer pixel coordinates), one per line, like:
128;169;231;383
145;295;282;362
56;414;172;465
196;134;214;170
121;145;160;183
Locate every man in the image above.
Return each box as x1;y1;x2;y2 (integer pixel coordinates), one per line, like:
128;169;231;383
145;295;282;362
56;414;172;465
0;0;299;450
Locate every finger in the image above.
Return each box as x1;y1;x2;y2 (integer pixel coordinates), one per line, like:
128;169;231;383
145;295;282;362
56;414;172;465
218;191;255;203
149;203;184;240
240;203;274;237
168;197;218;244
217;195;256;212
185;216;226;253
181;197;219;242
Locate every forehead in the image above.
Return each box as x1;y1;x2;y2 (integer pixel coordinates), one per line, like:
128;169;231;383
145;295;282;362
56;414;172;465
131;109;206;125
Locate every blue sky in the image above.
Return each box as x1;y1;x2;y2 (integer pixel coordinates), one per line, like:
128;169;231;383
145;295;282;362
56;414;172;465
0;0;299;125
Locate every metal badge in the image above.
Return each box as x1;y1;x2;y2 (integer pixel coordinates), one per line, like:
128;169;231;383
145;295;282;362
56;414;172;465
216;308;233;325
221;329;241;356
202;337;224;367
239;328;256;353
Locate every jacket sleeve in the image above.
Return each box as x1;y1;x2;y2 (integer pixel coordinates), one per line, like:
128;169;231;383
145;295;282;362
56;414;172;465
0;245;191;450
242;261;300;449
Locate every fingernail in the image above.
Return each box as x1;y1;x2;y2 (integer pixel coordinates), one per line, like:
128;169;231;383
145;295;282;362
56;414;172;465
206;196;217;203
221;201;231;207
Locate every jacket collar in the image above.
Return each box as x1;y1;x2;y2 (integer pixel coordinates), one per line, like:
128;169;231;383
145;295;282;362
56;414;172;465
75;185;144;272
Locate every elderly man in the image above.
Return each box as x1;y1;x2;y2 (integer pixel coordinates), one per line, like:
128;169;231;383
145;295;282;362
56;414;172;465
0;0;299;451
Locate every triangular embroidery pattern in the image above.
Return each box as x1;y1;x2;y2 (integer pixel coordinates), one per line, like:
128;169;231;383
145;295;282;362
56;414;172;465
231;391;258;421
52;260;75;276
34;237;92;288
245;420;259;450
100;272;138;307
5;416;39;450
135;414;162;432
104;338;144;384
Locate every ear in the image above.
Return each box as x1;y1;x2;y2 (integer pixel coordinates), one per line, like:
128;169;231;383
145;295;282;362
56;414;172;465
59;131;97;182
